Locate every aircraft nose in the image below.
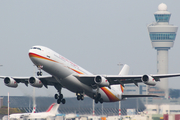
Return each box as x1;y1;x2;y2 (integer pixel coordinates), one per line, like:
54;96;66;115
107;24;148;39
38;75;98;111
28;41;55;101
28;49;40;66
28;49;34;58
28;46;45;66
28;47;40;62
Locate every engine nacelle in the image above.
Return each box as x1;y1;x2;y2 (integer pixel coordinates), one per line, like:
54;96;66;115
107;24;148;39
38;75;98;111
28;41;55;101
29;77;43;88
94;75;109;87
141;75;156;86
4;77;18;88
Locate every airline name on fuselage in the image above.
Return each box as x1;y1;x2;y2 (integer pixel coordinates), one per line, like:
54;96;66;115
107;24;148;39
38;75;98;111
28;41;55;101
54;53;79;69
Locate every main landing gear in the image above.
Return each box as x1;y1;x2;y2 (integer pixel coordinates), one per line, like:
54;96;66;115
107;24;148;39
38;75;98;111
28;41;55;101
54;93;66;104
93;86;103;104
93;93;103;104
76;93;84;101
54;85;65;104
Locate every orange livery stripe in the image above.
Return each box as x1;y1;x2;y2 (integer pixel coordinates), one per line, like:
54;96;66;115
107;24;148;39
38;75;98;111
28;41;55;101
29;53;59;63
120;85;124;93
101;87;120;102
70;68;84;74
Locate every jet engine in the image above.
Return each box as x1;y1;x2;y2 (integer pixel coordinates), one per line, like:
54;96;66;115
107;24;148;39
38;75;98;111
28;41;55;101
141;75;156;86
94;75;109;87
29;77;43;88
4;77;18;88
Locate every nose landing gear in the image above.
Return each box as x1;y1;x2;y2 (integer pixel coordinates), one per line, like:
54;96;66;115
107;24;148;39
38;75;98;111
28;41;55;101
37;71;42;76
37;65;43;76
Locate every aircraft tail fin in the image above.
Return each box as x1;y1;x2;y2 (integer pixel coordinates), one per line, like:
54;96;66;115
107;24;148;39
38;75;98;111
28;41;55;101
122;95;159;99
32;105;36;113
118;64;130;75
46;103;60;114
113;64;130;93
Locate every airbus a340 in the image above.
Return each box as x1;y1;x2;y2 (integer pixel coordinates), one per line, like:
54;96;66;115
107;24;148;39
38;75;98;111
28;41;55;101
1;46;180;104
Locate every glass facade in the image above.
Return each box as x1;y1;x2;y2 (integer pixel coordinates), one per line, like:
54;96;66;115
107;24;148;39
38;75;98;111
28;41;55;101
149;91;165;94
154;14;170;22
150;32;176;40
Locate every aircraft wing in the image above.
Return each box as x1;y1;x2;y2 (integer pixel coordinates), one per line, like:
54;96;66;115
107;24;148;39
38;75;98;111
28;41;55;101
75;73;180;87
0;75;59;87
122;94;159;99
105;73;180;85
36;76;59;87
0;76;29;86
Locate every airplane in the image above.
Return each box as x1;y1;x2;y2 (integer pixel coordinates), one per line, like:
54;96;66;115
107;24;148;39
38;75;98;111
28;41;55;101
1;45;180;104
9;103;59;119
9;103;36;119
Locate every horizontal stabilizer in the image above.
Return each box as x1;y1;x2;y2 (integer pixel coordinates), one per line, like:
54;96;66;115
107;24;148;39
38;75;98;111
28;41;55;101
122;95;159;99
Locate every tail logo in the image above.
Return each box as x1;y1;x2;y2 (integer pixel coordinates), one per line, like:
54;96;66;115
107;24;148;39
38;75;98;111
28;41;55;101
46;103;55;112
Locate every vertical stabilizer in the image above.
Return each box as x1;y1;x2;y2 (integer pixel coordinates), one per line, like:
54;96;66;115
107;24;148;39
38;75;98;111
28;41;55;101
113;64;130;93
118;64;130;75
46;103;60;114
32;105;36;113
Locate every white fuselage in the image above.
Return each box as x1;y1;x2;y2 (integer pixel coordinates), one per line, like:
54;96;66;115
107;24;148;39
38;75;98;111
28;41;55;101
10;103;59;119
10;112;56;119
29;46;122;102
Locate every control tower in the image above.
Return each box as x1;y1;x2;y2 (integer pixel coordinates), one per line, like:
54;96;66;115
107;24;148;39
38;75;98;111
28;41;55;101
147;3;178;99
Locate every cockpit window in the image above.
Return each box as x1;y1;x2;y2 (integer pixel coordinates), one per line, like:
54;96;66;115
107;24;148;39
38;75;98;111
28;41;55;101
31;47;41;51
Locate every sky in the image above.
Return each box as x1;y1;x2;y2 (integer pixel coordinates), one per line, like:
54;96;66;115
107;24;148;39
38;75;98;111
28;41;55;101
0;0;180;97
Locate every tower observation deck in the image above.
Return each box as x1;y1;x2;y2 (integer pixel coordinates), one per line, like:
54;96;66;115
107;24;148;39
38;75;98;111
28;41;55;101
147;3;178;99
